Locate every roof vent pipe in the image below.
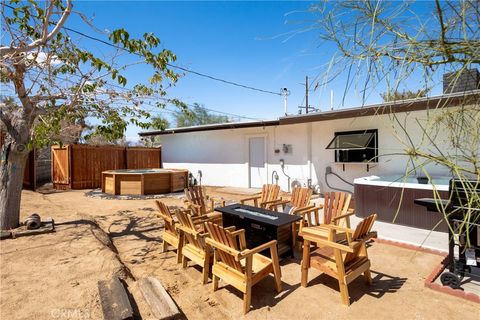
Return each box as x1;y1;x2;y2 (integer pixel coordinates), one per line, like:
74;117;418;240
330;90;334;110
281;88;290;116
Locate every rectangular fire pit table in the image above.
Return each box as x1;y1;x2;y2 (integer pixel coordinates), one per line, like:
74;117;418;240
215;203;302;258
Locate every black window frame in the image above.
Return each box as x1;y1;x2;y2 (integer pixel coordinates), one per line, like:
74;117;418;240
326;129;378;163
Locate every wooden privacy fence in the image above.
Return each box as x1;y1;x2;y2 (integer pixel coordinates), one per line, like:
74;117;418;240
52;144;162;189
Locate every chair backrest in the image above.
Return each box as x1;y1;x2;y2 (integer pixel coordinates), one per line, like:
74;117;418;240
205;222;244;273
323;192;352;225
261;184;280;203
351;213;377;241
290;187;312;208
344;213;377;265
155;200;177;235
185;186;206;206
185;186;207;215
175;209;205;250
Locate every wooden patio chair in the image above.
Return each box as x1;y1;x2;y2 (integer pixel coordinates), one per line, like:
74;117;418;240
300;213;377;306
155;200;184;263
240;184;282;208
321;191;354;228
184;186;224;223
268;187;314;249
268;187;313;214
297;191;355;241
205;222;282;314
175;209;213;284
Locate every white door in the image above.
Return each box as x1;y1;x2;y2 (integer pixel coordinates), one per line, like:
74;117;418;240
248;137;266;188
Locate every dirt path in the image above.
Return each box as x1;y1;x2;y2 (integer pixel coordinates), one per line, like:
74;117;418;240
1;188;479;319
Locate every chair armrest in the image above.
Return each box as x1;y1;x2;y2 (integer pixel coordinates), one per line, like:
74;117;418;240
331;211;355;222
300;224;354;238
293;204;316;215
224;226;236;232
240;195;261;204
319;224;355;234
260;198;283;206
301;233;354;253
191;215;214;225
268;199;289;211
176;225;192;234
205;238;242;260
296;206;319;216
210;196;226;207
240;240;277;258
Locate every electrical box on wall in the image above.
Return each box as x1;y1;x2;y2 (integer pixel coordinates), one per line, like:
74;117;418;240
282;144;292;154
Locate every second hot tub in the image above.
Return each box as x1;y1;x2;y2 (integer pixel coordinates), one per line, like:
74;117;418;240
101;169;188;195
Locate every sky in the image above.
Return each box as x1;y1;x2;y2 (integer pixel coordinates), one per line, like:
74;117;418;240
9;1;448;141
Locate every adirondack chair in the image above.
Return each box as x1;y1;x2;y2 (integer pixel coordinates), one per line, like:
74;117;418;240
320;191;354;228
155;200;183;263
268;187;314;249
240;184;282;208
300;213;377;306
184;186;224;222
298;191;355;241
268;187;313;214
205;222;282;314
175;209;213;284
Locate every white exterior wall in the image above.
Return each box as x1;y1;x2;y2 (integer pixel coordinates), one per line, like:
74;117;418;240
161;108;455;193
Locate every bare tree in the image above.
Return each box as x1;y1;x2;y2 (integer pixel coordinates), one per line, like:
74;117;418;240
0;0;184;229
293;0;479;238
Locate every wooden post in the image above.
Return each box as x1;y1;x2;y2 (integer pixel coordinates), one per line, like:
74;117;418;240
68;145;72;189
301;239;310;287
159;147;162;168
243;255;253;314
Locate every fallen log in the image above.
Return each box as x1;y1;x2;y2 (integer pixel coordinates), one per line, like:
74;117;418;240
138;277;180;320
98;277;134;320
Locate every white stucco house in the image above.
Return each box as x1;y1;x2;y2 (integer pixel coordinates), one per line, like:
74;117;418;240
139;91;478;195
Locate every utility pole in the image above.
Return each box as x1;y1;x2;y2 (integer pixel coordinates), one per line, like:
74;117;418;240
305;76;309;114
298;76;318;114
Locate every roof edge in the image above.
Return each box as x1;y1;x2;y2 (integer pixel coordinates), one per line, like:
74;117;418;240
139;91;479;137
139;119;280;137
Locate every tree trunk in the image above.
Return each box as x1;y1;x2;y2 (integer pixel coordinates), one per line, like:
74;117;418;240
0;134;29;230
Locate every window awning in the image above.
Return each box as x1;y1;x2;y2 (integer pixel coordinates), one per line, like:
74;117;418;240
326;132;375;150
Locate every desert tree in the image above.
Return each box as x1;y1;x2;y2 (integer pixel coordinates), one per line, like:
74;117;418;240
173;103;229;127
296;0;479;239
0;0;185;229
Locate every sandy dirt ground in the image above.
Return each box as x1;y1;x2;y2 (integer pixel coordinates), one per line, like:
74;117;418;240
1;187;479;320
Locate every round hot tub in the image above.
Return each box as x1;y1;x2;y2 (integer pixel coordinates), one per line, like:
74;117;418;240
101;169;188;195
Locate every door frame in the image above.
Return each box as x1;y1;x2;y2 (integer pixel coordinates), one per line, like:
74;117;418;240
244;133;268;188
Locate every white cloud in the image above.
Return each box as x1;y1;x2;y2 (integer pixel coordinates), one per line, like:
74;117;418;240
26;52;62;66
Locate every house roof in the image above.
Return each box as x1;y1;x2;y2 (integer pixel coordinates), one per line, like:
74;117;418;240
138;119;280;136
138;90;479;137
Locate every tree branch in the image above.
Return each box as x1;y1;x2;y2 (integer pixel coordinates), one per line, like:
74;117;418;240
0;0;73;57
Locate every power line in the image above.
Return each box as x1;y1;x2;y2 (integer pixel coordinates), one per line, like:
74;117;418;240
3;3;282;96
22;71;261;121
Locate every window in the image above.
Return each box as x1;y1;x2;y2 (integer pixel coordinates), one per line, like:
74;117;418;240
326;129;378;163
